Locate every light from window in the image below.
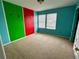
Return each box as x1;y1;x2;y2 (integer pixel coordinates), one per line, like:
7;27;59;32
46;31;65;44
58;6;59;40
47;13;57;29
39;15;45;28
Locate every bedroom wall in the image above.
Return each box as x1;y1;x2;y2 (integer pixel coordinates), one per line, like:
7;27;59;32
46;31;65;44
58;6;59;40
23;8;34;35
34;12;38;32
3;1;25;41
0;0;10;45
37;5;77;40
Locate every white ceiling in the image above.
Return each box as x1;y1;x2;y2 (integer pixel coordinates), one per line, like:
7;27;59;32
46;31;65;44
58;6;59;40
4;0;77;11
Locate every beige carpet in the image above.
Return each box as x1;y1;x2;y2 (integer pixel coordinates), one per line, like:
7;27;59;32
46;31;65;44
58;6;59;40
4;33;75;59
0;44;5;59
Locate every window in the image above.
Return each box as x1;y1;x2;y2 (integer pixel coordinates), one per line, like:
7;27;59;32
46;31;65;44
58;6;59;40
47;13;57;29
39;15;45;28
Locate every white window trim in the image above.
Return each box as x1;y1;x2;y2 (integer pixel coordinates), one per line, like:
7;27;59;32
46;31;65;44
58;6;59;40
39;14;46;28
46;13;57;30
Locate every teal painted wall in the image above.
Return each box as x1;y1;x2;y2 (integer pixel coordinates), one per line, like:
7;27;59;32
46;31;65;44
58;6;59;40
77;0;79;3
76;0;79;7
37;5;77;39
34;12;38;32
0;0;10;45
70;8;78;42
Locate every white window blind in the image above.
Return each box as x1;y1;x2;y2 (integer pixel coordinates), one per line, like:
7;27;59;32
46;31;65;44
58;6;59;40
39;15;45;28
47;13;57;29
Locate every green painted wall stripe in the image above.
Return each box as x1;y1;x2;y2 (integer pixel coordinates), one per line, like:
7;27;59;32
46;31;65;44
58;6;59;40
3;1;25;41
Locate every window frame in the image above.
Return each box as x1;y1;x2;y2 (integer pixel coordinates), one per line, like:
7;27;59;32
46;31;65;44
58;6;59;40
38;14;46;28
46;13;57;30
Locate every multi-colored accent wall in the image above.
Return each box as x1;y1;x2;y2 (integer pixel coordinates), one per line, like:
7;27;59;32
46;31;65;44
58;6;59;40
0;0;77;45
0;1;35;45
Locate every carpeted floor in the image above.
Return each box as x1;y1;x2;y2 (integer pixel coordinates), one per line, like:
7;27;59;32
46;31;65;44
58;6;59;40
4;33;75;59
0;35;5;59
0;44;5;59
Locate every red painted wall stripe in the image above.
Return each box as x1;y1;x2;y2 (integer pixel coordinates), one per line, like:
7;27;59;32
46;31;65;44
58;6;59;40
23;8;34;35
